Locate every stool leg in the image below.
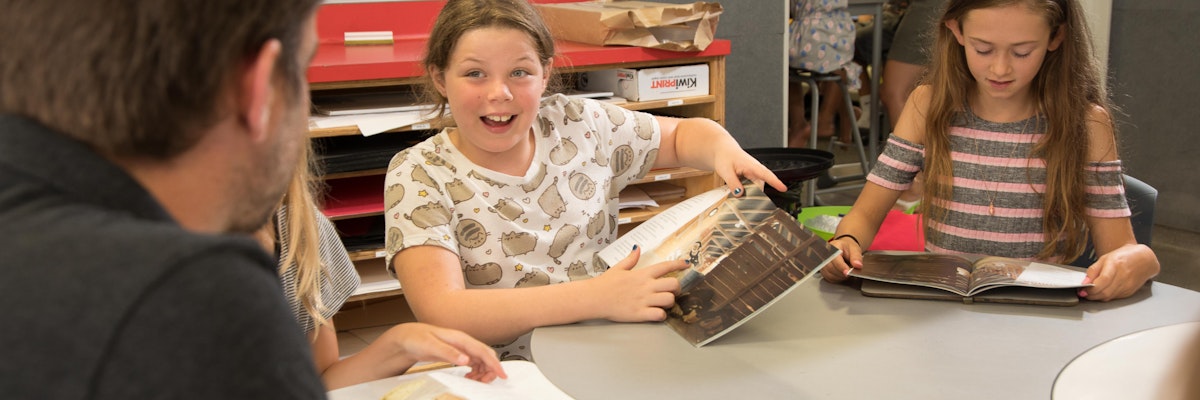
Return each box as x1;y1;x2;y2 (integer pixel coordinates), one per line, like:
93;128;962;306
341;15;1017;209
804;77;820;207
839;78;871;178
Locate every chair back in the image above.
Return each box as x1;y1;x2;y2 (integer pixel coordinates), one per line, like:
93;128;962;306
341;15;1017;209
1069;174;1157;267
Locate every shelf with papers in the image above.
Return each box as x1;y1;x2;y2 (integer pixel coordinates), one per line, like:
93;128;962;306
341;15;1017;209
346;258;403;303
306;94;719;138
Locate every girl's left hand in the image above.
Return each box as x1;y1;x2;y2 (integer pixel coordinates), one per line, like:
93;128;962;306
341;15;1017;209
713;148;787;197
1079;244;1160;301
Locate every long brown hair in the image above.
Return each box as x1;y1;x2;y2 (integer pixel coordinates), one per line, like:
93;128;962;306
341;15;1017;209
420;0;557;123
920;0;1113;261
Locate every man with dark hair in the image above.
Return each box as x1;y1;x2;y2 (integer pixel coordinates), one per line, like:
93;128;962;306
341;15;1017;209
0;1;325;398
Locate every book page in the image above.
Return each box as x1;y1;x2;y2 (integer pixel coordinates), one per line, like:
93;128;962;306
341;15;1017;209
853;252;974;296
597;186;728;270
967;257;1090;295
1014;262;1090;287
965;257;1026;293
327;360;571;400
662;204;840;343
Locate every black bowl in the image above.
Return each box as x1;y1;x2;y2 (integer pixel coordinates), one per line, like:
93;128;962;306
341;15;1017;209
745;147;834;185
745;147;835;216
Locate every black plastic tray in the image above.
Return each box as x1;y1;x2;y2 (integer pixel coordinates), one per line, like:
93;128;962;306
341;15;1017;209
745;147;835;184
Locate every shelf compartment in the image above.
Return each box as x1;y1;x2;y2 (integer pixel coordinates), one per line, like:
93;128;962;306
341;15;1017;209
323;175;386;221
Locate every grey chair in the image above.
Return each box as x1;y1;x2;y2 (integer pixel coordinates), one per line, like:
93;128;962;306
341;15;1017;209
1069;174;1156;267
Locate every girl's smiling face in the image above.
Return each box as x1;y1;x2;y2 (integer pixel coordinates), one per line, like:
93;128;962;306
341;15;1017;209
948;4;1064;104
432;26;550;173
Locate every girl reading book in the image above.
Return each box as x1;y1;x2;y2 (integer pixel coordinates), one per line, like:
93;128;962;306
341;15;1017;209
820;0;1160;302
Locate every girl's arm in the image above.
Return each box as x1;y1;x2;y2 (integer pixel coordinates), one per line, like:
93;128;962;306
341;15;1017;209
313;322;507;390
819;182;900;282
821;85;931;282
394;245;688;345
1080;105;1160;301
653;116;787;194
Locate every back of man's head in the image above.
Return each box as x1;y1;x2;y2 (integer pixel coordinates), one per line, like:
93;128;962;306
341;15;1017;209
0;0;321;160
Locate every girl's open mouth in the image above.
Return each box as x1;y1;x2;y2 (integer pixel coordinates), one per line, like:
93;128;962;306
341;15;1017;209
482;114;514;128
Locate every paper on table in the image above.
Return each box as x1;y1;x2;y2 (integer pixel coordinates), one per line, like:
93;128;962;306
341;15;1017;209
326;360;572;400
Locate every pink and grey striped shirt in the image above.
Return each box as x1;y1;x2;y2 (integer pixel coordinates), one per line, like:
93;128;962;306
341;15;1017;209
867;110;1129;262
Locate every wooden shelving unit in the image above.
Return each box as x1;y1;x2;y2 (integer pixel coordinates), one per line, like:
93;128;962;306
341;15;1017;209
309;1;731;320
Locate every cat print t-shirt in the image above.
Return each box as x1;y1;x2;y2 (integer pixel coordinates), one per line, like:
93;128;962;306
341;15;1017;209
383;94;660;360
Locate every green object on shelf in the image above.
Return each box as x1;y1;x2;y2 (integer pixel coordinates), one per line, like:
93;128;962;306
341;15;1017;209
796;206;852;241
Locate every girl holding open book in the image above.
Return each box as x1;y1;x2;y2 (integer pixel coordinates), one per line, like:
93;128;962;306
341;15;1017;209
382;0;785;361
820;0;1160;301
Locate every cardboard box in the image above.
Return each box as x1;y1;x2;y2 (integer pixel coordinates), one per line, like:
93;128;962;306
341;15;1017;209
579;63;709;102
535;1;723;52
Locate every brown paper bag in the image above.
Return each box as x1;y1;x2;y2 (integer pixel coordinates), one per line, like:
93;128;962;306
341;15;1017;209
536;1;723;52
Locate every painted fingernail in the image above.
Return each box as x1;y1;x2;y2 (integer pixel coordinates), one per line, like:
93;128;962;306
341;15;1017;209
732;188;743;195
632;244;638;251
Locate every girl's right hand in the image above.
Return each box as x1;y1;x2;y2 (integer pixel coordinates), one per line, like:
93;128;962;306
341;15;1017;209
821;236;863;283
593;246;689;322
385;322;507;383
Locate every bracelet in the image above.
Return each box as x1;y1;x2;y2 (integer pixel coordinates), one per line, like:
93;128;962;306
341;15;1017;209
830;234;861;248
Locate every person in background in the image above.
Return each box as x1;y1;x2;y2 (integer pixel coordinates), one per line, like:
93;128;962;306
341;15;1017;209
820;0;1159;302
260;143;506;390
787;0;862;149
0;0;326;398
879;0;950;129
851;0;908;130
385;0;786;361
877;0;950;211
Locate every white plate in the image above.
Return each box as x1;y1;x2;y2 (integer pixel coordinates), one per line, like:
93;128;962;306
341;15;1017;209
1053;321;1200;399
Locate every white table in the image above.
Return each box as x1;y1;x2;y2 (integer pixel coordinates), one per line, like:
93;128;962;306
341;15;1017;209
531;280;1200;399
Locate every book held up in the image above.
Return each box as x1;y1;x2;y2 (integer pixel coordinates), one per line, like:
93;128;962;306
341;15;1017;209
598;183;840;347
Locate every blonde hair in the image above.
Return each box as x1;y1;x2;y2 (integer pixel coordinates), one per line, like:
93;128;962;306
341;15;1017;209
277;143;332;331
919;0;1113;261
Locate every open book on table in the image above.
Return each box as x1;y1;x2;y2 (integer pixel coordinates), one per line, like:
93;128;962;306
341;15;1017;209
598;183;840;347
851;251;1093;306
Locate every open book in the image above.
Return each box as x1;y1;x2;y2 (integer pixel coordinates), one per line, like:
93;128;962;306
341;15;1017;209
598;183;840;347
851;251;1092;306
